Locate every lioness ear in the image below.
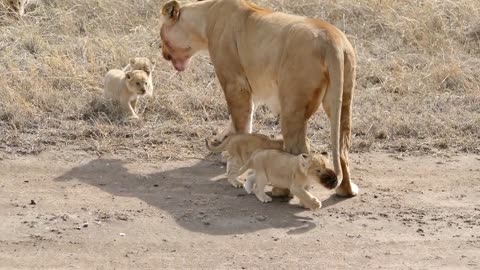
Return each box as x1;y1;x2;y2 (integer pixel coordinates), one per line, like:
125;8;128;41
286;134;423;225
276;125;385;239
162;1;180;24
125;71;133;80
129;58;136;65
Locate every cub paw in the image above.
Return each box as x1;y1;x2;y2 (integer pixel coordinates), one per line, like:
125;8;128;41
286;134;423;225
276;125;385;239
256;194;272;203
301;198;321;210
228;179;244;188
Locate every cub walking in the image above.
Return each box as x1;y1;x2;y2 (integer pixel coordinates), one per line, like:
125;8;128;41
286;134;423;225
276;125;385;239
103;69;148;119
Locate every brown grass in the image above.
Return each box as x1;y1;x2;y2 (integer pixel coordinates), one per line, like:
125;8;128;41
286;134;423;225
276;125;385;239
1;0;479;160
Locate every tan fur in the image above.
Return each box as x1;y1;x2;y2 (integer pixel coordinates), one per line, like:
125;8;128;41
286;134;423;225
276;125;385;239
205;133;284;188
159;0;359;197
3;0;25;15
122;57;155;96
103;69;148;119
238;150;337;210
3;0;41;16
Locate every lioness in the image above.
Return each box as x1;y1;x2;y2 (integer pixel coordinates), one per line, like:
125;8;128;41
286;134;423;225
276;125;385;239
159;0;358;197
238;149;338;209
103;69;148;119
205;133;284;188
122;57;155;96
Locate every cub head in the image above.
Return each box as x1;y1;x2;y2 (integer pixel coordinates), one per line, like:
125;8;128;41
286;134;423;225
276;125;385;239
6;0;25;15
125;70;149;95
129;57;155;76
159;0;208;72
300;152;338;190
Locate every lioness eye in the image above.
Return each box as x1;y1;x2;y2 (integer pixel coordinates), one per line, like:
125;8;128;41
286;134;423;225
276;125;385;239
136;82;140;86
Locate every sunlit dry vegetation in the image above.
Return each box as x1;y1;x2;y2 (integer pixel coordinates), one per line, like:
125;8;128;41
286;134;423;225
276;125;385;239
0;0;479;160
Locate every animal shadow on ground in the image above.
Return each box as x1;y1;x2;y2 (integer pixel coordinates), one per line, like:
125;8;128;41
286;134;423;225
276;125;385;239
54;158;322;235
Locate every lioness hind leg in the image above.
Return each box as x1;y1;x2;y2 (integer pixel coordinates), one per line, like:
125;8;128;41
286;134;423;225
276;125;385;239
277;92;311;198
336;150;359;197
252;171;271;203
226;158;243;188
329;52;359;197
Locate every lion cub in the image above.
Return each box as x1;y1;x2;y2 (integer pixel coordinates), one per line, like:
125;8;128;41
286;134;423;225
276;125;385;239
122;57;155;96
205;133;284;188
238;149;338;210
103;69;148;119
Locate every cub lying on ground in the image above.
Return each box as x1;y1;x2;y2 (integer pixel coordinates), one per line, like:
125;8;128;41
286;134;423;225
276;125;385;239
103;69;148;119
238;149;338;210
205;133;284;188
122;57;155;96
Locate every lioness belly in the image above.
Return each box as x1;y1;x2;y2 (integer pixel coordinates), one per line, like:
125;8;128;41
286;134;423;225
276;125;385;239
250;79;281;114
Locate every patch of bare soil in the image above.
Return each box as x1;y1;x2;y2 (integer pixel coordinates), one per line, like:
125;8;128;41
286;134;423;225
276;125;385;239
0;150;479;269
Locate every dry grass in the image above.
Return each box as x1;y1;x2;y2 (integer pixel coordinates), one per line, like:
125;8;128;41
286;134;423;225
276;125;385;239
1;0;479;160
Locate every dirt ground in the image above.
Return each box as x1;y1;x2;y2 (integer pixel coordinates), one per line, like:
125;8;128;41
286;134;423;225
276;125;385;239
0;150;479;269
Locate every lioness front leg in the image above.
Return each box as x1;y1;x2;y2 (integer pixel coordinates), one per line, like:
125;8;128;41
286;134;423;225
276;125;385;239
220;79;254;134
290;184;321;210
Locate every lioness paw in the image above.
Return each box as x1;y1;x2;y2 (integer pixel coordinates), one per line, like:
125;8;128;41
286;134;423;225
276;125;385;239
335;182;359;197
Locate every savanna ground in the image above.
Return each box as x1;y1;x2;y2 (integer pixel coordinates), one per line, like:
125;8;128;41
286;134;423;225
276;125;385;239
0;0;479;269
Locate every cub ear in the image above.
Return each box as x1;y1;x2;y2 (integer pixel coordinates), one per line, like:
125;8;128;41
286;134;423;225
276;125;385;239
129;58;136;66
150;59;156;69
298;153;309;165
297;154;309;174
125;71;133;80
161;1;181;24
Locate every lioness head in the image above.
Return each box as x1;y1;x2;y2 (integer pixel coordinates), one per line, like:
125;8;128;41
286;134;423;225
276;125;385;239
125;70;149;95
6;0;25;15
159;0;208;71
129;57;155;76
299;152;338;190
